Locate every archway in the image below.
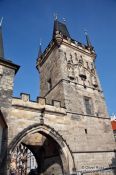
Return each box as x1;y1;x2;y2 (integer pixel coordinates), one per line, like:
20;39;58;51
8;124;75;175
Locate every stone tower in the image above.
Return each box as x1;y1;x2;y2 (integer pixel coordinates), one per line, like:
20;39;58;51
37;20;108;117
0;23;19;174
36;19;116;174
0;19;116;175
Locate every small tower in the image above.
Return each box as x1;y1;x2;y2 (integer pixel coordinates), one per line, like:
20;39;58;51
0;20;19;175
0;22;19;110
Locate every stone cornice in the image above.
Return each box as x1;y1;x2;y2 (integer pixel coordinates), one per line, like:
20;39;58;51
0;57;20;74
36;35;96;69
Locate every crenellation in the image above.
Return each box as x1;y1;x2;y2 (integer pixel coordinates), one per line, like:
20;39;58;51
20;93;30;102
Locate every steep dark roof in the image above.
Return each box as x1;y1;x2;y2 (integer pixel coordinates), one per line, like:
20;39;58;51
53;20;70;38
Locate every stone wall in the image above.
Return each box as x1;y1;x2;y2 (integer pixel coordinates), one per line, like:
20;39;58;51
6;95;116;174
0;65;15;109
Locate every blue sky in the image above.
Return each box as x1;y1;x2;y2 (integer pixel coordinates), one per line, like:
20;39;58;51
0;0;116;115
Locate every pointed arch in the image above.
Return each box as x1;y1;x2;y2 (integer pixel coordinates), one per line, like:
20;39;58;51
8;123;76;175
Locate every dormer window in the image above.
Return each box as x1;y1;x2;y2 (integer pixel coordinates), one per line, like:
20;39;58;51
47;78;52;91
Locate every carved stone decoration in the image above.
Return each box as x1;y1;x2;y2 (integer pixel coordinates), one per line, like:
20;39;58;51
54;31;63;46
79;55;83;65
79;66;86;80
64;52;67;61
74;53;78;63
74;65;79;78
92;76;98;87
86;62;90;70
91;63;95;74
67;61;75;80
87;73;92;86
91;68;95;74
91;62;94;69
69;54;73;63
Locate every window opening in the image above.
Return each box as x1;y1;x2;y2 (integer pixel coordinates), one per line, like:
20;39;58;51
84;97;92;115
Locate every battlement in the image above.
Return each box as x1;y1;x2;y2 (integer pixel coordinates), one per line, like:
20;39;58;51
12;93;66;114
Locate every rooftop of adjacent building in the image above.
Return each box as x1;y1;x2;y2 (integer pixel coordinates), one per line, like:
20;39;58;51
111;115;116;131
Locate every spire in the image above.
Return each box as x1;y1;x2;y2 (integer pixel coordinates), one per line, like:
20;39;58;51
38;40;42;58
84;30;93;50
0;17;4;58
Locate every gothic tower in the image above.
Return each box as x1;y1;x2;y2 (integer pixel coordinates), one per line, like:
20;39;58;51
0;19;116;175
36;19;116;173
37;20;108;118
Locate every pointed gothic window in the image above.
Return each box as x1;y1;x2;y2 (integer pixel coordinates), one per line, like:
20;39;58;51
84;97;93;115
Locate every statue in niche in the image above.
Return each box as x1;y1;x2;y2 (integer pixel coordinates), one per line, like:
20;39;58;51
67;62;75;79
79;65;86;81
92;75;98;87
74;53;78;63
87;74;92;86
79;55;83;65
91;62;94;69
69;54;73;63
91;63;95;74
64;52;67;61
86;62;90;69
76;76;78;83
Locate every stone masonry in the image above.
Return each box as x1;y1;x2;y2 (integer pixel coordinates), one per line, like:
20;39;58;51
0;20;116;175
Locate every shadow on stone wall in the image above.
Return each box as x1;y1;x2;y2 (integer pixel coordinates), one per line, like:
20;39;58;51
0;127;8;175
110;152;116;175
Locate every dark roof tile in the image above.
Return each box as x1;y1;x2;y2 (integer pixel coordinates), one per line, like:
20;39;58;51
53;20;70;38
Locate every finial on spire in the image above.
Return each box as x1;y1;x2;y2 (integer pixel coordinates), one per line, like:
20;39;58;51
54;13;58;21
0;17;3;27
84;29;93;49
84;30;88;36
38;39;42;58
40;38;42;46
